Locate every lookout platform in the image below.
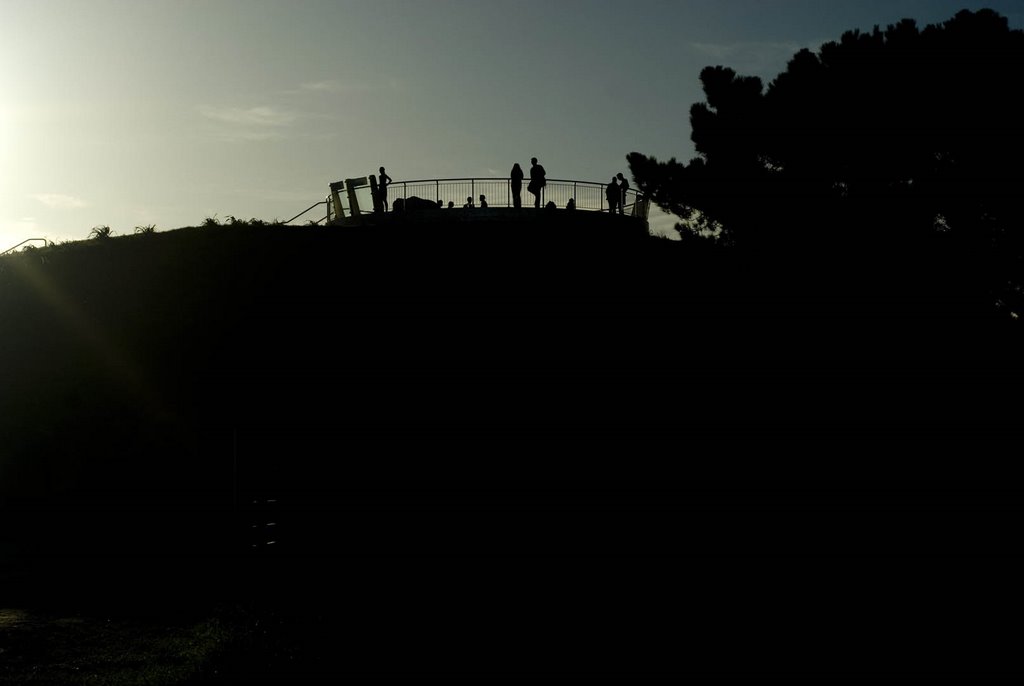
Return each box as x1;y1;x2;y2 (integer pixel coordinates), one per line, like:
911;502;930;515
309;175;650;233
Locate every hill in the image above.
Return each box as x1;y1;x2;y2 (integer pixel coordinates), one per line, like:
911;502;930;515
1;214;1021;678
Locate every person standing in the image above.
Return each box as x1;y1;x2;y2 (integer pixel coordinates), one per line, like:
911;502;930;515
378;166;393;212
510;163;524;209
528;157;546;209
606;177;620;214
616;173;630;215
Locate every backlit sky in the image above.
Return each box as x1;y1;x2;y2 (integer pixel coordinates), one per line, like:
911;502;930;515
3;0;1022;249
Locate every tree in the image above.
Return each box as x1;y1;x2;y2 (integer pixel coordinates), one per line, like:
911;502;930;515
629;9;1024;316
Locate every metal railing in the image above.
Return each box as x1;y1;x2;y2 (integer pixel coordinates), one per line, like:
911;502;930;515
376;177;648;218
1;238;50;255
284;197;331;225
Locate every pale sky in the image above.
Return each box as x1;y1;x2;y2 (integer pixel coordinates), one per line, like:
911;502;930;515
2;0;1022;249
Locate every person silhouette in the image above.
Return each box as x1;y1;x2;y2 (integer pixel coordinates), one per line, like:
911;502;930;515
378;166;393;212
510;163;524;209
606;177;619;214
464;196;474;208
479;194;488;208
528;157;546;208
448;201;455;209
616;173;630;215
566;197;576;211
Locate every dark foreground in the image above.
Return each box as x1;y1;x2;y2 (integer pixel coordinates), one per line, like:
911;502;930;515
5;490;1021;683
2;219;1022;681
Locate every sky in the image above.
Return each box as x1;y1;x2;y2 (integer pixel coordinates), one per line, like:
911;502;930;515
2;0;1022;249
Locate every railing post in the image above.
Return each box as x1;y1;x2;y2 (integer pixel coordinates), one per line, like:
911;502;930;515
345;176;368;217
436;179;439;205
369;175;382;213
330;182;346;221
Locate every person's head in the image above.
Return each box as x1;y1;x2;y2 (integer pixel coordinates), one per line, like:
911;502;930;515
531;157;537;165
479;194;486;201
617;173;624;181
513;163;521;171
467;196;473;203
436;199;443;207
448;201;454;208
612;177;617;183
379;167;385;174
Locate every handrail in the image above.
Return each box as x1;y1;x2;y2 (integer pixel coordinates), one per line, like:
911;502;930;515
284;197;331;225
1;238;50;256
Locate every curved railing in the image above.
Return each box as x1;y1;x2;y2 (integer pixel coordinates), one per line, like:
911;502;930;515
285;176;650;225
374;178;648;219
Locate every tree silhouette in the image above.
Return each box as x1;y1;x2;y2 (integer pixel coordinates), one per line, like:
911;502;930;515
629;9;1024;317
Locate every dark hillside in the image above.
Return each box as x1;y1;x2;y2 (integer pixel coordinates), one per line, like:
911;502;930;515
2;215;1020;677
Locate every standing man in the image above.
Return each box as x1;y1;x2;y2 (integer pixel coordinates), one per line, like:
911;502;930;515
606;177;620;214
528;157;546;209
616;173;630;215
378;166;393;212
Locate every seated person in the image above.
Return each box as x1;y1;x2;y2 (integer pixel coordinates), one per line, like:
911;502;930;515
479;194;488;208
463;196;474;208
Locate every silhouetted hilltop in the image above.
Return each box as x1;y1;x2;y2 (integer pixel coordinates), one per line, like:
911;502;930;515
2;216;1021;679
2;214;1017;524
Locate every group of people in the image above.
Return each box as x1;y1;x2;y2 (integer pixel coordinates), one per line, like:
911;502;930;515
509;157;547;209
463;195;489;208
375;161;628;214
605;173;631;214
